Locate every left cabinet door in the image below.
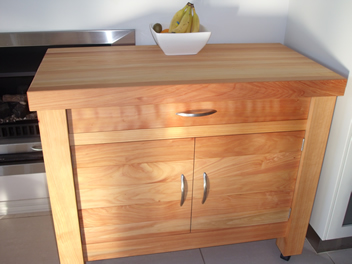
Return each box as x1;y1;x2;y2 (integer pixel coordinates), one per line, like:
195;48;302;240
71;138;195;246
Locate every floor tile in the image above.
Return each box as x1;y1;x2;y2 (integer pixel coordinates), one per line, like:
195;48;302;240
200;239;334;264
87;249;205;264
0;214;59;264
2;213;352;264
327;248;352;264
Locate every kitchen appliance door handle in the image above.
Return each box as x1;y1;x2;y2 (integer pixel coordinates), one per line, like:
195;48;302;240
180;174;185;206
176;109;217;117
202;172;208;204
31;146;43;151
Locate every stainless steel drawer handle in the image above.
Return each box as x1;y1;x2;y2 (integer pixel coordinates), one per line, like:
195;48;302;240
176;109;217;117
180;174;185;206
31;146;43;151
202;172;208;204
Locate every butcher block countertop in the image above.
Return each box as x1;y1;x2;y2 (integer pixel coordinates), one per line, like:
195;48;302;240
27;43;347;111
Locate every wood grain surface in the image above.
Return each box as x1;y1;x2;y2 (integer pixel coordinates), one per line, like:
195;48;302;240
67;98;310;133
276;96;337;256
194;155;299;197
78;171;193;241
76;179;191;210
71;138;194;168
79;201;190;228
192;132;303;231
37;110;84;264
84;222;287;261
74;139;194;245
192;208;290;232
30;44;346;90
81;215;192;244
194;131;305;158
74;161;193;189
27;44;346;111
69;120;307;145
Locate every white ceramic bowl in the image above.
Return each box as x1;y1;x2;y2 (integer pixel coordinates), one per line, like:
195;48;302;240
150;23;211;56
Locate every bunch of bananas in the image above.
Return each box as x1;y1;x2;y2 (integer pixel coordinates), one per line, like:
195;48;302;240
169;2;200;33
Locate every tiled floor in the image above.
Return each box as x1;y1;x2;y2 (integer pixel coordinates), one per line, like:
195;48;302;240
1;212;352;264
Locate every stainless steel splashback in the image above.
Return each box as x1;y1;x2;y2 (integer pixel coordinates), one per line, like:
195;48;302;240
0;29;135;47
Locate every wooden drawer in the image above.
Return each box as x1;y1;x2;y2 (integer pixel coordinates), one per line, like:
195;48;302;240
67;98;310;134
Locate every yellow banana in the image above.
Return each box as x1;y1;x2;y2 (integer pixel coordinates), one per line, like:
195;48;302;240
169;3;189;32
185;16;193;33
185;4;193;33
191;7;200;32
171;5;192;33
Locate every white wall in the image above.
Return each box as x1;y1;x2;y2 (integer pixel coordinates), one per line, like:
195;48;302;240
0;0;289;45
0;0;289;214
284;0;352;240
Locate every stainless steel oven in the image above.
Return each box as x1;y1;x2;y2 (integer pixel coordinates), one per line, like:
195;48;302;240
0;136;47;215
0;30;135;215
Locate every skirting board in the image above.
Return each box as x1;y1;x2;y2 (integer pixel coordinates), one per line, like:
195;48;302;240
306;224;352;252
0;198;51;216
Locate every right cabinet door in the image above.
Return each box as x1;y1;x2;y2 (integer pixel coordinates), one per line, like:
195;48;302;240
191;131;305;232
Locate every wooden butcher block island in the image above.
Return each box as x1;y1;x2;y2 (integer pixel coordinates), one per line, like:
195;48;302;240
27;44;347;263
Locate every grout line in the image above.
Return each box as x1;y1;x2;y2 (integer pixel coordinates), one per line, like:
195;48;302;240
324;252;336;264
0;211;51;220
199;248;206;264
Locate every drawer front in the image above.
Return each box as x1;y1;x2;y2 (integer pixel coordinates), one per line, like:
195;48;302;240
192;131;304;232
73;138;194;244
67;98;310;134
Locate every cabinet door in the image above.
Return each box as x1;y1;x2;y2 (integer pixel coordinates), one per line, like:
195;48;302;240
192;131;304;232
72;138;194;244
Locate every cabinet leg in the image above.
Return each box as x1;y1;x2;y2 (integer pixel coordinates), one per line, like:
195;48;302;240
280;254;291;261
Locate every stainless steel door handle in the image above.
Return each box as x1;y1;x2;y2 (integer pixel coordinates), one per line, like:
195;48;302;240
202;172;208;204
180;174;185;206
31;145;43;151
176;109;217;117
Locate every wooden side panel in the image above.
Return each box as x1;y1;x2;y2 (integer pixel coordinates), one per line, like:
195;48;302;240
74;139;195;245
192;132;303;231
69;120;307;146
276;96;337;256
37;110;84;264
67;99;310;133
84;222;288;261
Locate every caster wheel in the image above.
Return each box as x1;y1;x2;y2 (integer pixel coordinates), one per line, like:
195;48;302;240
280;253;291;261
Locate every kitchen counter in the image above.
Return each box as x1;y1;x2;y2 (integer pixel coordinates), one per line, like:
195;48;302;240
28;44;345;110
27;44;347;264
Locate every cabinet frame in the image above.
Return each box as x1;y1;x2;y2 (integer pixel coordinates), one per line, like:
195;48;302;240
30;44;347;263
37;96;336;262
